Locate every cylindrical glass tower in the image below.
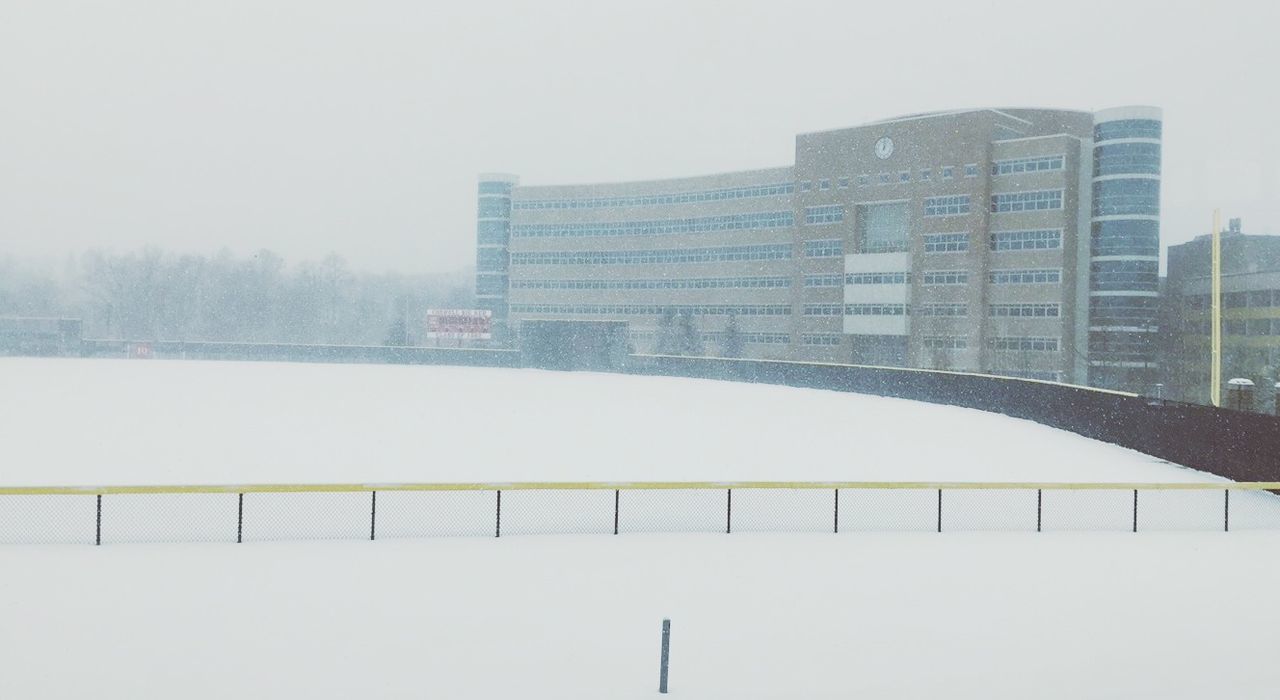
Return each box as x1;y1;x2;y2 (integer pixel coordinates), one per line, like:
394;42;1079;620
1088;106;1162;391
475;173;519;344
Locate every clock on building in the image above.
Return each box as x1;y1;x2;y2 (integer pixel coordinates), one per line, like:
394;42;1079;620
874;136;894;159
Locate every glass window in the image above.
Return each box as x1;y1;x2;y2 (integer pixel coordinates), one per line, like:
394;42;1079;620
858;201;910;253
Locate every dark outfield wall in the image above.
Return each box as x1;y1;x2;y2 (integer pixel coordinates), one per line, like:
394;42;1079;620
625;355;1280;483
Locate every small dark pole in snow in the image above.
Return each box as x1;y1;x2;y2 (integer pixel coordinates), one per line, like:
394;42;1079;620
1037;489;1042;532
370;491;377;541
495;490;502;538
613;489;620;535
658;618;671;694
936;489;942;533
1132;490;1138;533
95;494;102;546
833;488;839;534
1224;489;1230;532
725;489;732;534
237;493;244;543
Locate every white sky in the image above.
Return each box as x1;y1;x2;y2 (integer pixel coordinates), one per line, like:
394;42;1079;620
2;0;1277;274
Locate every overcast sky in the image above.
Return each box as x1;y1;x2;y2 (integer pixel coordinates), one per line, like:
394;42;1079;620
2;0;1277;274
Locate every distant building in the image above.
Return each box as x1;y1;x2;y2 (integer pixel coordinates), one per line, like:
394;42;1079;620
1163;219;1280;406
0;317;83;356
476;106;1163;390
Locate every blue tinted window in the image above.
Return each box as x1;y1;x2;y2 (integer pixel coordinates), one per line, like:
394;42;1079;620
477;220;509;245
1094;142;1161;176
478;181;514;195
477;248;508;272
1091;220;1159;256
1093;179;1159;216
1090;260;1158;292
1094;119;1161;141
478;197;510;218
475;274;508;296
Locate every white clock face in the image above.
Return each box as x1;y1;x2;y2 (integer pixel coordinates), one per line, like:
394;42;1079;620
874;136;894;159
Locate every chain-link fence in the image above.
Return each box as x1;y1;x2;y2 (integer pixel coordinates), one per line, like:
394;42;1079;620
3;482;1280;545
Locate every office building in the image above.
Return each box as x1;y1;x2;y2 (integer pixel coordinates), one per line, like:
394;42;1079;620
1164;220;1280;406
476;106;1163;389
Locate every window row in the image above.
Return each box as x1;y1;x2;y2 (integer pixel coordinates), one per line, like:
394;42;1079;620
1092;179;1159;217
511;304;792;316
921;270;968;285
1091;220;1158;257
923;233;969;253
804;274;844;288
510;276;792;291
854;164;978;188
992;229;1062;251
801;333;843;346
1094;142;1161;176
1183;289;1280;309
846;272;908;285
803;239;844;257
804;204;845;225
478;181;515;195
924;195;972;217
513;182;795;210
917;304;968;317
990;336;1061;352
511;211;795;238
845;304;908;316
989;303;1061;317
992;155;1065;176
1089;296;1159;325
989;268;1061;285
923;336;968;350
1090;260;1157;292
1094;119;1162;142
477;220;510;246
803;304;844;316
629;329;792;345
510;244;793;266
1189;319;1280;336
991;189;1064;213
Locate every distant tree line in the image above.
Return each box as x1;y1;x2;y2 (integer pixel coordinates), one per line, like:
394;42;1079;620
0;248;474;346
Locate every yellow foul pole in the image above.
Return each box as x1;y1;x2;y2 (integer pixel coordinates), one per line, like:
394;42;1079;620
1210;209;1222;406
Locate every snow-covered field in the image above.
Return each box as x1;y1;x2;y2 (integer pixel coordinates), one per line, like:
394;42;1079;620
3;357;1278;699
0;357;1209;485
5;533;1280;699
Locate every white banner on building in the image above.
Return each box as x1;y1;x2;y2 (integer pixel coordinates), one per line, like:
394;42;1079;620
425;309;492;340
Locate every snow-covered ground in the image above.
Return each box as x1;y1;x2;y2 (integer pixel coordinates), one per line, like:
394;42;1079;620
4;357;1277;699
4;532;1280;699
0;357;1210;485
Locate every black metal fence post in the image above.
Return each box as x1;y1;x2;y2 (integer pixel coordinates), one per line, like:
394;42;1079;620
658;618;671;694
1224;489;1230;532
237;493;243;543
495;490;502;538
370;490;377;541
725;489;732;534
1132;489;1138;533
95;494;102;546
1037;489;1042;533
833;488;839;534
936;489;942;533
613;489;619;535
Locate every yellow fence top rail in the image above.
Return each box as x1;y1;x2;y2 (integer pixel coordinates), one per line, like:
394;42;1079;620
1;481;1278;496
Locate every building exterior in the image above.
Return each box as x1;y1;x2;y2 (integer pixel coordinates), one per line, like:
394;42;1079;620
1164;220;1280;408
475;106;1163;389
